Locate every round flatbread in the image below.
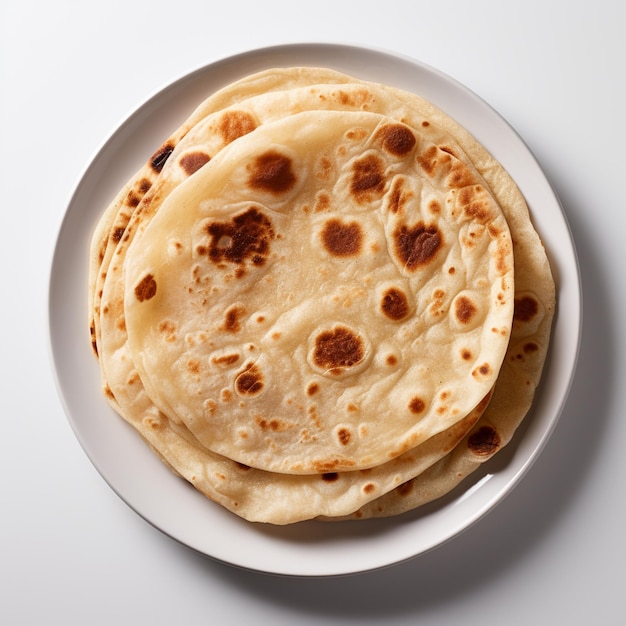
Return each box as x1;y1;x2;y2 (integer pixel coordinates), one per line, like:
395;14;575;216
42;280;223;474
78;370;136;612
122;109;514;474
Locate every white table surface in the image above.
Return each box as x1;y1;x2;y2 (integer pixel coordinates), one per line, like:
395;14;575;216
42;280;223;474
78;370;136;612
2;1;625;623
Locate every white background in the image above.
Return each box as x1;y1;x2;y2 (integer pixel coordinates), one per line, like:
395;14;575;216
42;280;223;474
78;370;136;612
2;0;624;623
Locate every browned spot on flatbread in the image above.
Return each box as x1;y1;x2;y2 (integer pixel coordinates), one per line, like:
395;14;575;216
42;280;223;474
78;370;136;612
350;153;386;203
218;110;258;144
320;219;363;257
204;207;274;270
313;326;364;373
110;226;125;244
150;142;174;173
375;123;416;156
247;150;296;194
472;363;492;379
458;185;493;222
408;397;425;414
307;382;319;396
468;425;501;456
381;287;409;321
387;177;413;215
321;472;339;482
221;305;245;333
514;295;539;323
212;353;240;366
337;428;351;446
134;274;157;302
179;151;211;176
455;295;477;324
235;363;264;396
393;222;443;271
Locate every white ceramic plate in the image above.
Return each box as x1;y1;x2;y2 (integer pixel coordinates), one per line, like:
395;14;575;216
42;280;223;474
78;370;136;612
48;43;581;577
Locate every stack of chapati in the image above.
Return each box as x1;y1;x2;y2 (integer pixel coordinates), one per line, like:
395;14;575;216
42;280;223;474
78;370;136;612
88;67;555;524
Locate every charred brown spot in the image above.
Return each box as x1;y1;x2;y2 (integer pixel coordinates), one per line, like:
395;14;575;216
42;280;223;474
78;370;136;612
247;150;296;194
524;341;539;353
313;327;364;371
461;348;473;360
235;462;251;471
111;226;125;243
307;382;319;396
397;479;414;497
472;363;492;378
150;142;174;173
514;295;539;323
455;295;477;324
468;425;501;456
350;154;385;202
320;219;363;257
387;177;412;214
179;151;211;176
409;397;425;414
212;353;240;366
134;274;157;302
447;161;475;188
363;482;375;494
221;306;245;333
218;110;257;144
235;363;264;396
205;207;274;269
458;185;493;222
393;222;442;271
386;354;398;366
376;123;416;156
337;428;351;446
416;145;440;176
381;287;409;321
187;359;200;374
322;472;339;482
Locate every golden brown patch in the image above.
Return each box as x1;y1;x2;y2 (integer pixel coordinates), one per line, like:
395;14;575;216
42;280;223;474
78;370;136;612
416;145;440;176
458;185;493;222
337;428;351;446
247;150;296;194
320;219;363;257
313;326;364;371
387;177;412;214
350;153;386;203
134;274;157;302
150;142;174;173
397;479;414;497
472;363;492;379
376;123;416;156
235;363;264;396
221;305;245;333
363;483;376;494
204;207;274;269
468;425;501;456
306;382;319;396
514;295;539;323
381;287;410;321
218;110;257;144
211;354;240;366
409;397;425;414
179;151;211;176
393;223;443;271
455;295;477;324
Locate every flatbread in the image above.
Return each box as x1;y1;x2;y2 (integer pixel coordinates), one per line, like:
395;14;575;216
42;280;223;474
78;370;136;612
122;109;514;474
89;67;554;524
